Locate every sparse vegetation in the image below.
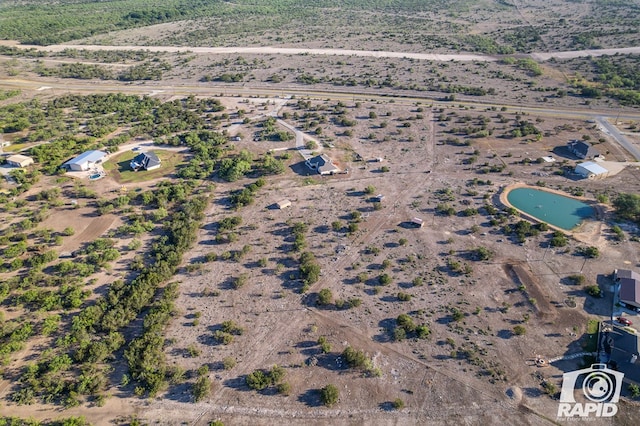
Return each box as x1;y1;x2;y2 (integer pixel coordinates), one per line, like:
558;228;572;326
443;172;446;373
1;8;639;422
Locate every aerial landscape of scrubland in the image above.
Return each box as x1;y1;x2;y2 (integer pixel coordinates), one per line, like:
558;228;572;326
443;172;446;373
1;1;640;425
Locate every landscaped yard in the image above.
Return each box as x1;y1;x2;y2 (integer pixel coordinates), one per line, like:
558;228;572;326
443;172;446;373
103;149;185;183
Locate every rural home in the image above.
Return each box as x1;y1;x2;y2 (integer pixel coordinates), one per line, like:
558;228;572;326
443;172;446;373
603;324;640;383
130;151;161;171
62;150;107;171
616;269;640;310
567;140;601;159
603;324;640;368
6;154;34;168
305;154;339;175
575;161;609;179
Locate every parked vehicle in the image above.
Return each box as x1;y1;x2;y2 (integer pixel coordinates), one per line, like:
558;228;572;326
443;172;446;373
617;317;633;326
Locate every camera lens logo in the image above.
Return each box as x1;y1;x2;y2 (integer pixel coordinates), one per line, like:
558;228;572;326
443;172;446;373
558;364;624;418
582;371;615;403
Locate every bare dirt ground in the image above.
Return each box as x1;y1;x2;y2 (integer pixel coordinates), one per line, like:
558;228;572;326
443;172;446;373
145;99;640;424
1;87;640;425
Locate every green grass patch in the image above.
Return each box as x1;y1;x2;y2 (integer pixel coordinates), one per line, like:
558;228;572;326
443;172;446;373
103;150;184;184
582;319;600;352
3;142;32;152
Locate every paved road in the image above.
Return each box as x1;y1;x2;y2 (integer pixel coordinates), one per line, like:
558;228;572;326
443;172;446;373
596;117;640;161
3;77;640;160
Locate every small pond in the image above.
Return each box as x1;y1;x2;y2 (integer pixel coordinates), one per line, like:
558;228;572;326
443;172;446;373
506;187;594;231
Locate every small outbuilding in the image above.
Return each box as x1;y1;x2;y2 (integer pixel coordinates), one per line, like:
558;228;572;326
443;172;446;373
130;151;161;171
575;161;609;180
6;154;34;168
411;217;424;228
276;199;292;209
63;150;107;171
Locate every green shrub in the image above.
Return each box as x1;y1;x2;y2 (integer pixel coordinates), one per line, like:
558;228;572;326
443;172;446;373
392;398;405;410
193;376;212;402
320;384;339;407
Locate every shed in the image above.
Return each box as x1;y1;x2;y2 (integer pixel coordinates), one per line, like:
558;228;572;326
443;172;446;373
374;194;385;202
6;154;34;168
575;161;609;180
276;199;292;209
63;150;107;171
411;217;424;228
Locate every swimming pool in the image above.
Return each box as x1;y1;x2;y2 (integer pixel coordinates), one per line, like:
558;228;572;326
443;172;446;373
505;187;595;231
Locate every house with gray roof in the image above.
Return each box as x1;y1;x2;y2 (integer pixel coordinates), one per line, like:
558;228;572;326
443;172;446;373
567;140;601;159
305;154;339;175
130;152;161;171
616;269;640;310
604;325;640;383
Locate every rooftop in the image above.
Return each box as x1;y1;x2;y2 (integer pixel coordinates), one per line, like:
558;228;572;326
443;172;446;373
63;150;107;166
576;161;608;175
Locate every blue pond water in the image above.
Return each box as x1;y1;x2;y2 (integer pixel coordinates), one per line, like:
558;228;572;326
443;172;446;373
506;188;594;231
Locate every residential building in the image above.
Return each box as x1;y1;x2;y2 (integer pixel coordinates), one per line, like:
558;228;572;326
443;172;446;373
616;269;640;310
305;154;339;175
130;151;161;171
603;324;640;383
567;140;601;159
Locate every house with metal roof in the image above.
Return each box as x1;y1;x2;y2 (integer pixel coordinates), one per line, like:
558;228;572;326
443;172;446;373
616;269;640;310
62;150;107;171
575;161;609;179
567;140;601;159
305;154;339;175
130;151;161;171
